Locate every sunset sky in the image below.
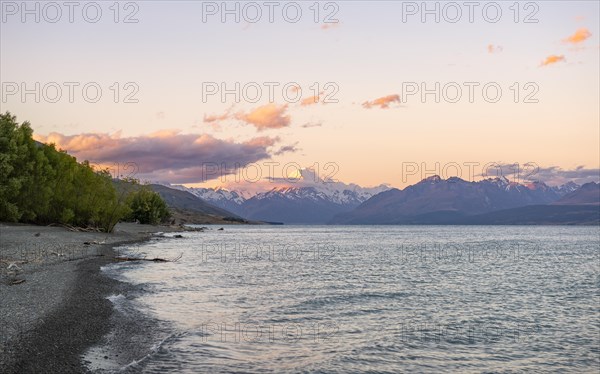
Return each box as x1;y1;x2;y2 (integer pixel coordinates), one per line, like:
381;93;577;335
2;1;599;188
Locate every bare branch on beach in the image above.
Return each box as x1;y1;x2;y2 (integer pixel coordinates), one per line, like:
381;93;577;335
114;253;183;263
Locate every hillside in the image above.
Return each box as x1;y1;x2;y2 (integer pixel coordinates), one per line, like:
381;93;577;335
148;184;250;225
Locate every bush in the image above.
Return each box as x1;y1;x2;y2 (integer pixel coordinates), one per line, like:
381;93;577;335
125;186;170;225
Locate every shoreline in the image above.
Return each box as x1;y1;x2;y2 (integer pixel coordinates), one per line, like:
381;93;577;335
0;223;182;373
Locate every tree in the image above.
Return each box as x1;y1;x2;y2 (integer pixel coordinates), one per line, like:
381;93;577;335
125;185;170;225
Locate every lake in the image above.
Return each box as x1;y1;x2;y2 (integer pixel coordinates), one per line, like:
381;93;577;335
97;225;600;373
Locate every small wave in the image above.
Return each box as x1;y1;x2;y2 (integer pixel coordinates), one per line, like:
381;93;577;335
106;294;131;315
118;332;186;373
107;293;125;302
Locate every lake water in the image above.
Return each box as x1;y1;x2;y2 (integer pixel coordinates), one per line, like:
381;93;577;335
98;226;599;373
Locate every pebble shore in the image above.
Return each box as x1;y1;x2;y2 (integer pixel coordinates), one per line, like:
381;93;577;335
0;222;181;373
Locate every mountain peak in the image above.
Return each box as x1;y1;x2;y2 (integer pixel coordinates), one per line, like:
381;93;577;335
484;176;510;185
421;175;442;183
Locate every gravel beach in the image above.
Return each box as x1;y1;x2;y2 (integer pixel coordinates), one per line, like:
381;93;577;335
0;222;182;373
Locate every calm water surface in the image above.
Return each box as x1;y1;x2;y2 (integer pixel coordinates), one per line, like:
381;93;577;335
100;226;600;373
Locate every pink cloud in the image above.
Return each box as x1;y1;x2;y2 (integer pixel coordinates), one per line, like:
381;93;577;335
34;131;279;184
203;112;230;123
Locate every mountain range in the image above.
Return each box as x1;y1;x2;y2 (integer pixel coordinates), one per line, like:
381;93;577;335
164;169;389;224
331;176;598;225
159;172;598;225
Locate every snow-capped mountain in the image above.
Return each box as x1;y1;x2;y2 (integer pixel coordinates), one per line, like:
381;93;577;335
177;187;253;214
241;182;389;224
552;181;581;195
162;169;390;224
159;173;584;225
251;168;389;204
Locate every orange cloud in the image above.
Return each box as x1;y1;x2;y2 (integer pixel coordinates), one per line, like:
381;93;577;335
204;112;230;123
236;104;291;131
564;28;592;44
34;131;278;184
300;92;323;106
540;55;566;66
362;94;401;109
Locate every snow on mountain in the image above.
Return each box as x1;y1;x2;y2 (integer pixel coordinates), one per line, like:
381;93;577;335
481;177;579;196
552;181;581;195
165;169;388;206
159;169;390;223
189;187;252;205
252;169;389;205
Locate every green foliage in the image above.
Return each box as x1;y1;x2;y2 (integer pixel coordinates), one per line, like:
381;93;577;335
0;112;49;222
0;112;169;232
125;186;170;225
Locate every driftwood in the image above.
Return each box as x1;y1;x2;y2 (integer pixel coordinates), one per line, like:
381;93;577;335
47;223;104;232
114;253;183;263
